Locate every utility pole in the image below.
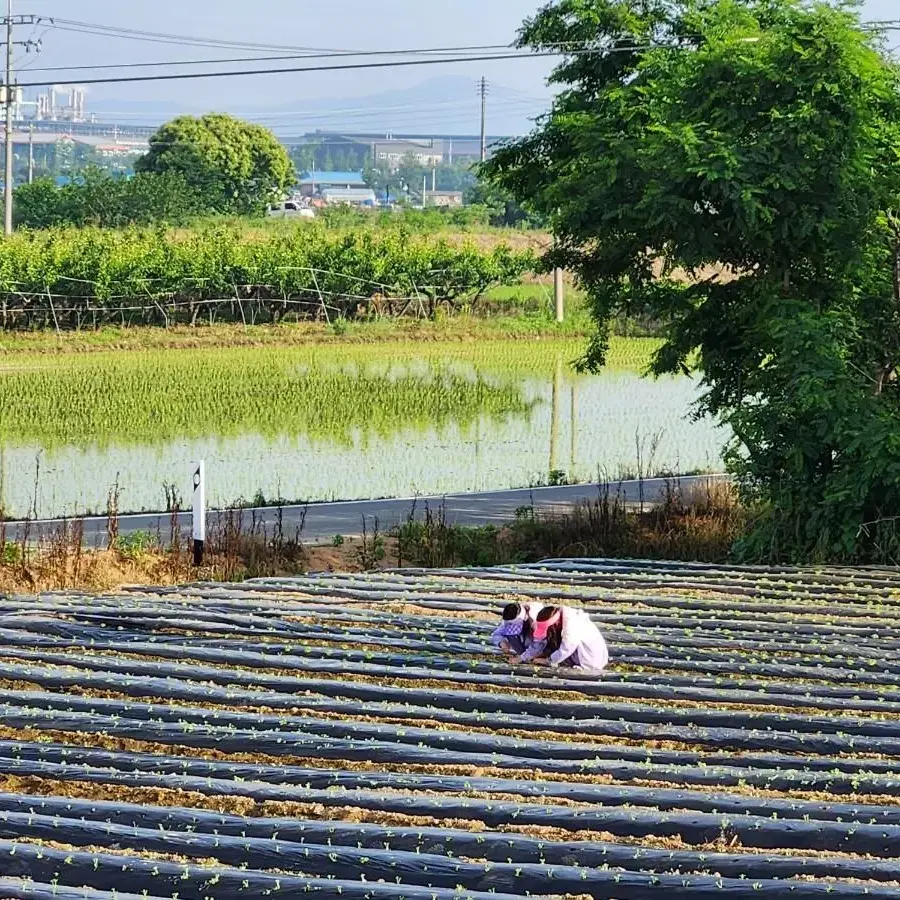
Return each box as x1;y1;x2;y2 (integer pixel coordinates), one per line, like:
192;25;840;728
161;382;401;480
26;121;32;183
554;267;565;323
4;0;13;237
1;5;45;235
478;76;488;163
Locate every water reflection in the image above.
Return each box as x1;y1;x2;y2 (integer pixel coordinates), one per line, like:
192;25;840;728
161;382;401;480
0;359;723;518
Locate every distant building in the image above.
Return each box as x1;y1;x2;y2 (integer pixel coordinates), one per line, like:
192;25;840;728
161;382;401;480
370;139;444;170
34;87;88;123
320;187;377;207
293;132;507;168
298;170;367;197
425;190;464;208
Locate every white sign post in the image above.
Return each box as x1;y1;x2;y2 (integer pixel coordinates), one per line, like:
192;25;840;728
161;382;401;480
192;460;206;566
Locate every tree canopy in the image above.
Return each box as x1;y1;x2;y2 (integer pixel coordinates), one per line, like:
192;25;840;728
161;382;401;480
136;113;295;215
14;169;205;229
485;0;900;563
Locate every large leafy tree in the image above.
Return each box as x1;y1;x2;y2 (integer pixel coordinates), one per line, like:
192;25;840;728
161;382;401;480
136;113;295;215
486;0;900;563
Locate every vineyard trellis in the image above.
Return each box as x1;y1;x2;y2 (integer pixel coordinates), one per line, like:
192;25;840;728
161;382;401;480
0;226;535;330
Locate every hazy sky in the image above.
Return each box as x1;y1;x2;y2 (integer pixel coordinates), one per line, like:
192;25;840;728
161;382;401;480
14;0;899;132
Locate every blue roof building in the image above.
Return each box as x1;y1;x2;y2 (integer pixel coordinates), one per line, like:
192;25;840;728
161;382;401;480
298;171;367;196
300;171;366;185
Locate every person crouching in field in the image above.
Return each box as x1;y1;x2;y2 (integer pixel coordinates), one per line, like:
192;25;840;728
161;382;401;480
520;605;609;673
491;601;543;657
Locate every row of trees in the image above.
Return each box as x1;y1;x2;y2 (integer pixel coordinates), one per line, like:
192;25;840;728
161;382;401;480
13;112;534;229
13;114;298;227
290;142;370;175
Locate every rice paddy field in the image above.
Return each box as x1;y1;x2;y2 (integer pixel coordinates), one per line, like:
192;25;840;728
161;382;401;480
0;339;724;518
1;557;900;898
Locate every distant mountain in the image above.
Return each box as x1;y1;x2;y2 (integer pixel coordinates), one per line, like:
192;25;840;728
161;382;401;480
250;76;547;138
86;76;548;138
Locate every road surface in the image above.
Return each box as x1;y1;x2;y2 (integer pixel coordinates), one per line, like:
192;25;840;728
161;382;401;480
4;475;726;546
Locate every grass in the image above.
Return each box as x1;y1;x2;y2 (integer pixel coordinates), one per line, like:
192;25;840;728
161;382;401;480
0;478;743;592
0;503;311;593
394;479;744;569
0;282;598;356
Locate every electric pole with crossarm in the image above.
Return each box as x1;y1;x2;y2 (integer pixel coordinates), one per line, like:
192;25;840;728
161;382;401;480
478;75;488;163
2;2;46;235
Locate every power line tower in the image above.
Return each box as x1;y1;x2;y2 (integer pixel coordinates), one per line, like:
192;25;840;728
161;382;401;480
1;2;46;235
478;76;488;163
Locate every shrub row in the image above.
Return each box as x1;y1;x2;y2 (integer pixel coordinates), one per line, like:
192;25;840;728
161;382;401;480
0;224;534;329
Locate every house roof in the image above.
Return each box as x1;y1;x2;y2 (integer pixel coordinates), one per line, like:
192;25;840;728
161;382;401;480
299;171;366;185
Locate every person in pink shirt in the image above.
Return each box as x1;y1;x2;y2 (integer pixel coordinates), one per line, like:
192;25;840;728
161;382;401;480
519;604;610;673
490;601;544;657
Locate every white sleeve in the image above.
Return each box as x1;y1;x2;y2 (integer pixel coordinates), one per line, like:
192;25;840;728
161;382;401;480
549;610;581;666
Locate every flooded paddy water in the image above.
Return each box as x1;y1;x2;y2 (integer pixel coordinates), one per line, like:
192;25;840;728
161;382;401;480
0;339;724;518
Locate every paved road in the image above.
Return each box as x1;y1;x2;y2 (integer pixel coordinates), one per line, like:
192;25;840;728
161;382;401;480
4;475;726;546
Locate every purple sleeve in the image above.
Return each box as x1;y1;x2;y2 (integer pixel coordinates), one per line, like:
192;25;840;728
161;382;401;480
520;639;547;662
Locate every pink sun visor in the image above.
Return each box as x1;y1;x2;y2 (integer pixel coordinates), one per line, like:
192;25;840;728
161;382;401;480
531;609;562;641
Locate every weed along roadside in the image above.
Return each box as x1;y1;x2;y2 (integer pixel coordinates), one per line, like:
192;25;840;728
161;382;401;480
0;476;734;592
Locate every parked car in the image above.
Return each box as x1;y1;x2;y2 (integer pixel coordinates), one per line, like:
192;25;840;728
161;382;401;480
267;201;315;219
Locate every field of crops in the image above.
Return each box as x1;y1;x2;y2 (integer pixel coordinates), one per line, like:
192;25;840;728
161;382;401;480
1;558;899;898
0;339;725;519
0;225;532;330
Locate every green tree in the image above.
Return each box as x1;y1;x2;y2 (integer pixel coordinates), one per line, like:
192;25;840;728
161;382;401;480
485;0;900;563
135;113;295;215
14;168;205;229
435;161;478;193
363;162;404;203
290;143;318;175
465;177;543;228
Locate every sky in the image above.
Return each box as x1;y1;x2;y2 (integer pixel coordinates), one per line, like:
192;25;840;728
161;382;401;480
12;0;900;135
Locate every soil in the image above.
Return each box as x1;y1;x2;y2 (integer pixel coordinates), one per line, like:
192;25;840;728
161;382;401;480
0;711;896;812
0;772;889;871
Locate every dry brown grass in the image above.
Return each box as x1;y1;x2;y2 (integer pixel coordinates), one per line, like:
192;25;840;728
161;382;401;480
397;479;744;569
0;535;398;593
0;480;743;593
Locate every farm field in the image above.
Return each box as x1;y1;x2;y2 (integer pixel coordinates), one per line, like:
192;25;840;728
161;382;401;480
1;558;899;898
0;340;723;519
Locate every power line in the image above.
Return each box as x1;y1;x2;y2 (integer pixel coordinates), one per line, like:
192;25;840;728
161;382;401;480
45;18;596;57
15;48;622;89
49;18;341;53
13;43;555;74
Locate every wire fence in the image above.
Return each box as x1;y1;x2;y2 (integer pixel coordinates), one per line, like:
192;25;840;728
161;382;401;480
0;265;532;331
